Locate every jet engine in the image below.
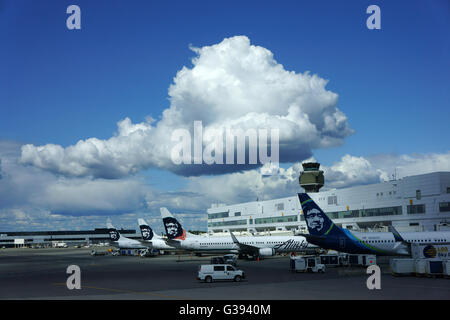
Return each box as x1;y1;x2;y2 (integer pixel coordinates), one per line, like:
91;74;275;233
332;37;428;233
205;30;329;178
258;248;275;256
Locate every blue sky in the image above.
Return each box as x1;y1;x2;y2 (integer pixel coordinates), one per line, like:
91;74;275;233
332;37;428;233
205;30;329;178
0;0;449;231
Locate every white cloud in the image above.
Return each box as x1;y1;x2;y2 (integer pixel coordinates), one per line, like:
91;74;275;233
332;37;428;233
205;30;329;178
367;152;450;180
0;140;209;231
321;154;386;189
20;35;353;178
0;141;151;218
2;136;449;232
35;178;148;215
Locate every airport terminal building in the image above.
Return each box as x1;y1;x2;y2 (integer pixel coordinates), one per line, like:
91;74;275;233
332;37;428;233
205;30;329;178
207;172;450;234
0;228;138;248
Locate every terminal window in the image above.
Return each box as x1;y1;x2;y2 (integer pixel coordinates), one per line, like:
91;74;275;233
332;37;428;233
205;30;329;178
407;204;425;214
208;219;247;227
255;215;298;224
327;196;337;205
327;206;402;219
208;212;229;219
439;202;450;212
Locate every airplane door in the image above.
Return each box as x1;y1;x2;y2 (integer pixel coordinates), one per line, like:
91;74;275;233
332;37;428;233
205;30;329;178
339;238;346;250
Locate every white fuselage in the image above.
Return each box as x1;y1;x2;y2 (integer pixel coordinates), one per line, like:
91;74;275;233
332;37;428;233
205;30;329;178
143;237;177;250
111;238;147;250
347;230;450;255
174;235;314;253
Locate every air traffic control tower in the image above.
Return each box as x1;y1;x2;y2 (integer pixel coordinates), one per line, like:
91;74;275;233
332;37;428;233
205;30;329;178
299;162;324;193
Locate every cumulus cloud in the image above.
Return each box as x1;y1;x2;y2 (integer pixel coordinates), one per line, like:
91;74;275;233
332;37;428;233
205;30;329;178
2;135;449;231
367;152;450;180
0;140;208;231
20;36;353;178
0;141;150;218
321;155;386;189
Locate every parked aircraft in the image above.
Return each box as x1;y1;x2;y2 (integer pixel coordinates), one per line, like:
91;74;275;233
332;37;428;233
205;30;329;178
161;207;318;257
106;221;148;250
137;218;179;251
298;193;450;256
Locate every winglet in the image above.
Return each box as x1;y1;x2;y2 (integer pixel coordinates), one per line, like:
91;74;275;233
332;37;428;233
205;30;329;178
388;225;405;242
229;230;239;244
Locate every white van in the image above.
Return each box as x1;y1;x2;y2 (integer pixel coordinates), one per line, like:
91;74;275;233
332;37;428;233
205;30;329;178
198;264;245;283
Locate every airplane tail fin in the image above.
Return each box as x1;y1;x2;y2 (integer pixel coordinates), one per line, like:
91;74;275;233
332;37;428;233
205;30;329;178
298;193;345;238
160;207;187;240
106;220;122;242
138;218;156;241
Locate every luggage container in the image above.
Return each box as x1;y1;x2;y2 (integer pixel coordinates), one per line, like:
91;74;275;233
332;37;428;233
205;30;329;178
415;259;427;277
320;254;339;267
348;254;376;266
425;260;444;277
290;256;325;273
443;260;450;278
348;254;360;265
390;258;415;276
120;249;139;256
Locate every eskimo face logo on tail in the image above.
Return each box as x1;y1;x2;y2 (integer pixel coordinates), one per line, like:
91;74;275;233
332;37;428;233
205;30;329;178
163;217;185;240
140;226;154;241
305;208;325;232
109;230;120;241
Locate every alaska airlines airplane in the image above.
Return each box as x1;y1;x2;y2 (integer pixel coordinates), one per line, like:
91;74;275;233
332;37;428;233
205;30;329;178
107;221;148;250
161;207;318;257
298;193;450;256
137;218;179;251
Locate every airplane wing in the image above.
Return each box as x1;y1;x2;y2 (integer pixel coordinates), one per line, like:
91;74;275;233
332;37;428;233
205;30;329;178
137;240;153;247
229;231;260;256
164;238;182;248
295;233;327;244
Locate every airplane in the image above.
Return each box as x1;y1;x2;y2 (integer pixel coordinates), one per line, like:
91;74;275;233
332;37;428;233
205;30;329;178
137;218;179;251
298;193;450;256
106;221;148;250
161;207;319;258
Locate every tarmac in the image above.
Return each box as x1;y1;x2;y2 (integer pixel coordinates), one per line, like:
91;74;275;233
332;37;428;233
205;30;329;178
0;247;449;300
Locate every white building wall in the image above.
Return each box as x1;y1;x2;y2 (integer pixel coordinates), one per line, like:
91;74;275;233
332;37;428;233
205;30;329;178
207;172;450;233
